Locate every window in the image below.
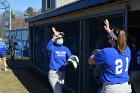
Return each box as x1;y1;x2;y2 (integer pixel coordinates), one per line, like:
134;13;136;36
46;0;51;9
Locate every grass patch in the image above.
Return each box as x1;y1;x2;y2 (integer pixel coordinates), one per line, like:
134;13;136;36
0;54;52;93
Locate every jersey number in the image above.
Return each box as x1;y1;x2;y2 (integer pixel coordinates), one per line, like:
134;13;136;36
115;57;129;74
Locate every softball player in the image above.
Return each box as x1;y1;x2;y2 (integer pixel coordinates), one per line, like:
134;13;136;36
0;38;7;71
46;27;79;93
89;19;132;93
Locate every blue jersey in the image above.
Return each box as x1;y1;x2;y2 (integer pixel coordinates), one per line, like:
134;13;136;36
94;46;131;84
0;41;6;55
46;40;72;70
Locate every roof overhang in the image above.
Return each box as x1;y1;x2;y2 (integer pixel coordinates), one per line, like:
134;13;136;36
25;0;112;23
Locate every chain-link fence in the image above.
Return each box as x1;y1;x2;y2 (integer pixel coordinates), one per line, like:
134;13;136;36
31;8;127;93
8;28;29;60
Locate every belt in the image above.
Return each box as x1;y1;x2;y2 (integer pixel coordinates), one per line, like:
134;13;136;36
103;82;128;85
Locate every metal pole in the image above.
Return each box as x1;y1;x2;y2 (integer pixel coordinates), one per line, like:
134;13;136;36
79;19;84;93
9;4;11;30
0;0;11;40
125;5;129;37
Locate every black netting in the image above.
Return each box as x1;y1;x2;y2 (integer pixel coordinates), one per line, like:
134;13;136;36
48;20;80;93
31;9;126;93
33;25;46;70
87;10;125;93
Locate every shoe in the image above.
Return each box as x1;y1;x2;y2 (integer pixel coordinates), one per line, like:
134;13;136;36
4;68;7;71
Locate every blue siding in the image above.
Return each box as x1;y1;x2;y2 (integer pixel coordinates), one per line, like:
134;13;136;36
26;0;110;22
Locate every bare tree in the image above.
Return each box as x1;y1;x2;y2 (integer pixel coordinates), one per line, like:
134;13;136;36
0;13;6;38
11;11;28;29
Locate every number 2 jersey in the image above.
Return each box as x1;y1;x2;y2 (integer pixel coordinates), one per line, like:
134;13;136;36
93;45;131;84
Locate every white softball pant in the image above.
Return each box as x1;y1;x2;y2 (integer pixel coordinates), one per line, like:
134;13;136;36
101;82;132;93
48;69;65;93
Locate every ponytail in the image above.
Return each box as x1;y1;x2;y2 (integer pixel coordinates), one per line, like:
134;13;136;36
113;28;126;53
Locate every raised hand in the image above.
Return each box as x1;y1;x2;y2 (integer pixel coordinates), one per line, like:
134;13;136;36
104;19;111;33
52;27;59;40
52;27;59;36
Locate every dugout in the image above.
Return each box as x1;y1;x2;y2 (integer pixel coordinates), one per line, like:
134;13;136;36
26;0;140;93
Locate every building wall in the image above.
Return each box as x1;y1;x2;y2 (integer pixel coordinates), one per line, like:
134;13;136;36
41;0;140;22
42;0;46;12
34;0;140;26
42;0;55;12
42;0;79;12
56;0;79;8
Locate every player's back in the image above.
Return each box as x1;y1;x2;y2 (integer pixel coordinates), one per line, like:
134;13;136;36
100;45;131;84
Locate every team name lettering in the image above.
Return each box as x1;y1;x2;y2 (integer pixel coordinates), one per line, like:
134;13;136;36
55;51;66;56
